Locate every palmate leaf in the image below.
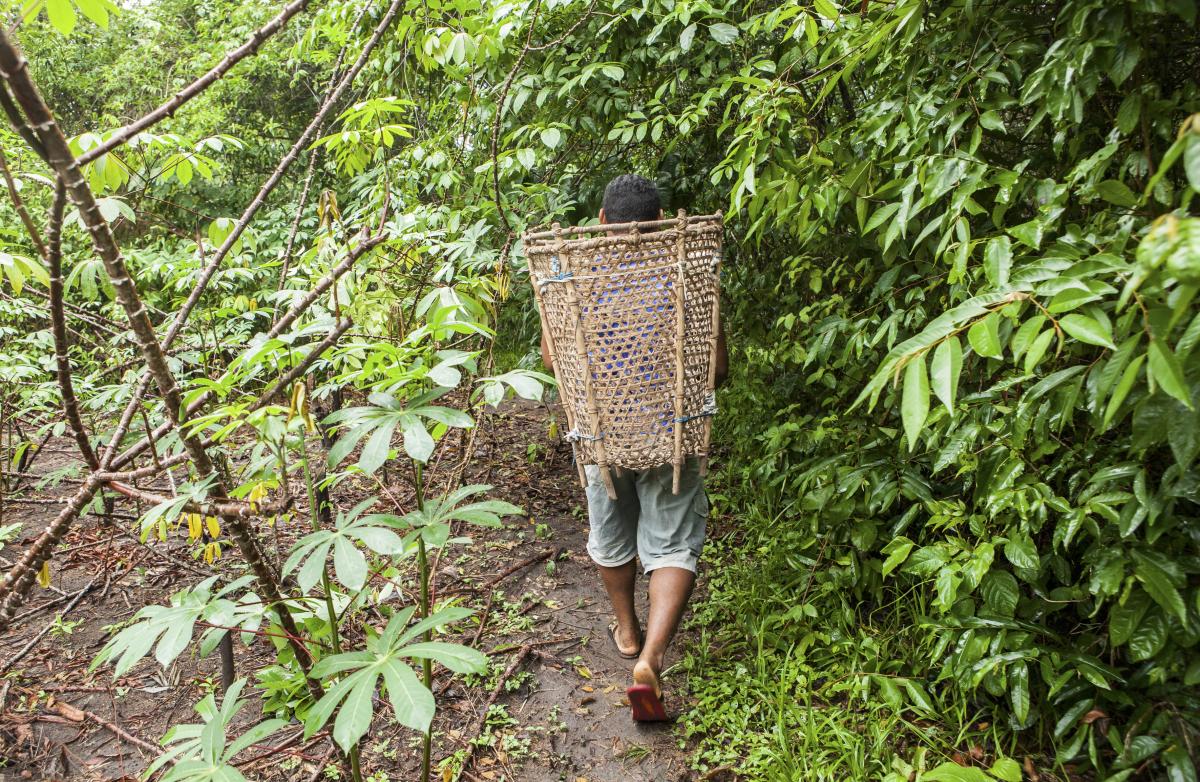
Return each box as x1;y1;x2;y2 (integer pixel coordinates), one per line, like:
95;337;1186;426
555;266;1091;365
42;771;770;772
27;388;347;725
148;679;285;782
92;576;257;677
283;498;407;593
326;394;474;471
304;608;483;750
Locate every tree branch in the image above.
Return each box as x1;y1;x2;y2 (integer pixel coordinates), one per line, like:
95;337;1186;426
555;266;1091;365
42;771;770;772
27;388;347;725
76;0;314;166
46;178;99;469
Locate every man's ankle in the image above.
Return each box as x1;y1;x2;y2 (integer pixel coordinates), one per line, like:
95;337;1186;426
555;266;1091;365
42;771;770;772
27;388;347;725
638;650;665;674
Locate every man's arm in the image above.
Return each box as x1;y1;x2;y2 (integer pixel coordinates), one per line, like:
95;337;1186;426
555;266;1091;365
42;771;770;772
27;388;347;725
714;315;728;388
540;325;554;372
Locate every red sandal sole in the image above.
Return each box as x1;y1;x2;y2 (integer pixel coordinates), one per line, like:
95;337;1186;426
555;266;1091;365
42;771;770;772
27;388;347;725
628;683;669;721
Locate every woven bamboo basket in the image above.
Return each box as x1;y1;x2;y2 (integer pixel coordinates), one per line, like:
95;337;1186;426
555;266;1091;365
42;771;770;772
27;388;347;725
523;210;723;499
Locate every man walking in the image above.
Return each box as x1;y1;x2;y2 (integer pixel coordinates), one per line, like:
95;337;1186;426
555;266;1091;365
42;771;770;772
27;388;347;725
538;174;727;720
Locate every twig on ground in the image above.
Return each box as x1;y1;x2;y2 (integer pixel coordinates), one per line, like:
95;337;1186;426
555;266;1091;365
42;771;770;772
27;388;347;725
0;576;99;674
304;741;338;782
447;547;560;596
454;643;534;782
47;700;164;759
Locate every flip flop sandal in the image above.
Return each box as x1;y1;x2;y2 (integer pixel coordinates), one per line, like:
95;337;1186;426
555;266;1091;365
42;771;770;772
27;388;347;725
608;619;641;659
628;663;669;722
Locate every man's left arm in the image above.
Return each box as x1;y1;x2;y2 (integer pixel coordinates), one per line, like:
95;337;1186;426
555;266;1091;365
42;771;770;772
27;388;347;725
714;315;728;388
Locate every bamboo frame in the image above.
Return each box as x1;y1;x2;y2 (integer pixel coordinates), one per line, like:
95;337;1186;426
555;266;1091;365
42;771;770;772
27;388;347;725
536;224;588;489
671;210;688;493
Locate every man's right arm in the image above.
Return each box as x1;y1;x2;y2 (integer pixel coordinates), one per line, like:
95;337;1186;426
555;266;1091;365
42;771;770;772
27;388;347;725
540;326;554;372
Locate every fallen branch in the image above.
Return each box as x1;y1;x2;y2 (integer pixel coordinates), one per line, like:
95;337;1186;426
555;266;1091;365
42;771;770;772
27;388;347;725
48;700;164;759
0;577;98;675
446;547;560;596
454;644;535;782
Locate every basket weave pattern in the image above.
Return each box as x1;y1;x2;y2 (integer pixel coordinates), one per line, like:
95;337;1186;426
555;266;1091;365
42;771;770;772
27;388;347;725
524;211;723;496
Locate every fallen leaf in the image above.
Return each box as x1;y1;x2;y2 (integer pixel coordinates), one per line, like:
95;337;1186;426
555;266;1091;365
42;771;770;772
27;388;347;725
575;665;592;679
581;685;594;692
1082;709;1108;724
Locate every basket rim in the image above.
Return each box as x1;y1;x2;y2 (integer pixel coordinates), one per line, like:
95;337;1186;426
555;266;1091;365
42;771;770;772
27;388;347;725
522;211;723;245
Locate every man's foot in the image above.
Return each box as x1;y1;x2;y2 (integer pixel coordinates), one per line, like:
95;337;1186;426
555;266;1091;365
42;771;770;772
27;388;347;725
628;658;668;721
608;618;642;658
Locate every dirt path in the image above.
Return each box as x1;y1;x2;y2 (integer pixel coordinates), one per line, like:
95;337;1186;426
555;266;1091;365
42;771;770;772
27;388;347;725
0;400;704;781
452;401;699;781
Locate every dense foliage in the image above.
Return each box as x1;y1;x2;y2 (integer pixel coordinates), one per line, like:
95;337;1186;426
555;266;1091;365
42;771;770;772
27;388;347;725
0;0;1197;779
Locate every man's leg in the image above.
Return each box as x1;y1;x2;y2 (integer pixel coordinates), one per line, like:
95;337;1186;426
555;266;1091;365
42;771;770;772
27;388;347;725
598;559;641;653
637;566;695;675
584;465;641;655
632;460;707;693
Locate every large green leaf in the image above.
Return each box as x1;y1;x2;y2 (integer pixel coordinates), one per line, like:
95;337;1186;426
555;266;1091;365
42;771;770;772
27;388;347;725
967;314;1002;358
1148;340;1192;407
901;355;929;451
1059;313;1115;349
930;336;961;415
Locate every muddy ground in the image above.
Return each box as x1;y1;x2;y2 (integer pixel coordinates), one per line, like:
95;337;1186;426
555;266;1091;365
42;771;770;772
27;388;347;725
0;400;716;781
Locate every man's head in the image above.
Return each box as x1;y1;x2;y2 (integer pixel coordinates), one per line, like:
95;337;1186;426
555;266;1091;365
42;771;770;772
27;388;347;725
600;174;663;224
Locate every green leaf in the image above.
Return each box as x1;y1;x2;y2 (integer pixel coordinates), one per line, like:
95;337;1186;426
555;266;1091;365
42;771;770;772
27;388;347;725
979;110;1006;133
881;537;914;577
1148;341;1193;407
813;0;839;21
930;336;962;415
400;415;435;462
1004;533;1039;571
398;641;487;674
1059;314;1116;349
73;0;113;28
1096;179;1138;207
1184;134;1200;192
1024;329;1055;374
901;355;929;452
380;659;435;732
678;23;697;51
332;535;367;591
981;570;1020;616
46;0;77;34
357;419;397;475
983;236;1012;286
1009;661;1030;725
1133;550;1187;622
1110;590;1151;647
991;759;1022;782
967;314;1002;358
708;22;739;44
1011;315;1047;362
1128;609;1168;661
540;127;561;149
332;669;377;752
923;763;990;782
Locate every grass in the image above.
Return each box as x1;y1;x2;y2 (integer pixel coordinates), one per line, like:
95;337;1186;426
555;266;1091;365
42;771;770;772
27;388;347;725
677;490;1018;781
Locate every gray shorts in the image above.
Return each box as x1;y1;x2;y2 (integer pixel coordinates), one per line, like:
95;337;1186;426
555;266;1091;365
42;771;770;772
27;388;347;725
584;459;708;573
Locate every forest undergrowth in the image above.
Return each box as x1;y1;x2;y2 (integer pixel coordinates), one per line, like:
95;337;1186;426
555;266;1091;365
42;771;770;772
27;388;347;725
0;0;1198;780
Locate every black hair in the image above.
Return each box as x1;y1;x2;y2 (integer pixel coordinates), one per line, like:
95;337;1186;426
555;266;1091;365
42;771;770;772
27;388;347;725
601;174;662;224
